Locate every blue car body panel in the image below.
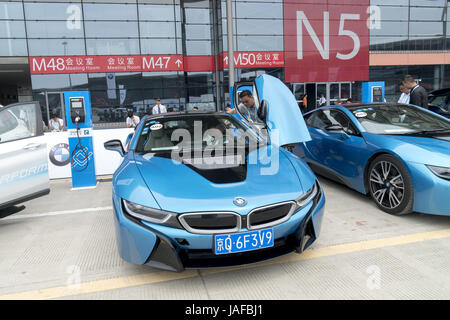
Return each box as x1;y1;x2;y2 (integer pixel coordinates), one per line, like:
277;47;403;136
298;105;450;216
254;75;311;146
133;145;306;213
108;74;325;271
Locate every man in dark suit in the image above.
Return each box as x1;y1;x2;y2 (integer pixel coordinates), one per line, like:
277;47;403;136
403;75;428;109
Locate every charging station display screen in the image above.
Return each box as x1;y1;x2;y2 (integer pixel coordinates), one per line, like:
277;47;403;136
372;87;383;102
69;97;86;124
71;101;83;109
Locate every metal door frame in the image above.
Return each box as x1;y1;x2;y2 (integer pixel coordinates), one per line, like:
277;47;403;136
44;91;66;128
292;82;353;107
316;82;352;106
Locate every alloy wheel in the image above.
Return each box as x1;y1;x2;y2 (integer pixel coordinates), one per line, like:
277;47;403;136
369;161;405;209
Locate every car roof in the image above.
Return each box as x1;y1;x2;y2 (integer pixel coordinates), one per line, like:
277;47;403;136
429;87;450;96
343;103;406;111
140;110;228;122
307;102;404;114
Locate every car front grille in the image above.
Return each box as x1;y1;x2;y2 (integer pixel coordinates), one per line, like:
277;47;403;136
178;201;298;234
178;212;241;234
247;201;296;230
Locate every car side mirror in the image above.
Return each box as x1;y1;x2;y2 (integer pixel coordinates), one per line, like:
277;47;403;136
257;100;268;122
325;124;350;140
104;139;125;156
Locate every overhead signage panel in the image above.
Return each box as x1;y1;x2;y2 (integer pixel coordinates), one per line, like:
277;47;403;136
283;0;370;82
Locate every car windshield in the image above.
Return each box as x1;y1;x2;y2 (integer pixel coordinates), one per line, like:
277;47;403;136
348;104;450;135
135;114;264;154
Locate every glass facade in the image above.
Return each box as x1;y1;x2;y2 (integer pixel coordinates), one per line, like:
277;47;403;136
370;0;448;51
0;0;448;126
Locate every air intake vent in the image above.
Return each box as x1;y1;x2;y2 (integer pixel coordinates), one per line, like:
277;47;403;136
247;202;296;230
179;212;241;234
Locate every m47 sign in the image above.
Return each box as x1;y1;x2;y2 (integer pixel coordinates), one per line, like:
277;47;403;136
284;0;369;83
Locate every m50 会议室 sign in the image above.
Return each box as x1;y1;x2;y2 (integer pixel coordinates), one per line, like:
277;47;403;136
283;0;370;83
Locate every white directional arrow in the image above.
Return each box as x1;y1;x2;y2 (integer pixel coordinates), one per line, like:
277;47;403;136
224;56;228;64
175;59;182;67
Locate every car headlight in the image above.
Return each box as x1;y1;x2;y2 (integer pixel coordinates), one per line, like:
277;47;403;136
426;165;450;181
294;181;319;211
123;199;182;229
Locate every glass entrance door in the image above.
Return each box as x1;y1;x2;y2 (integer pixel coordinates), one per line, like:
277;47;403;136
45;92;66;131
291;82;353;110
316;82;352;107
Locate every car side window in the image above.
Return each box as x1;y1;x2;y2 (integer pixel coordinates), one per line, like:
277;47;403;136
0;103;38;144
328;109;359;135
305;110;332;129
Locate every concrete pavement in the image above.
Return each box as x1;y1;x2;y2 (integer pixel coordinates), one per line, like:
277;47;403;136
0;176;449;300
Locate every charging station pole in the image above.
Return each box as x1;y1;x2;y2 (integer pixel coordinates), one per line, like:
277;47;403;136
64;91;97;189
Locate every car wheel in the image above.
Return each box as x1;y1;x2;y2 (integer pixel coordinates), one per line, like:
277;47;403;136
367;154;414;215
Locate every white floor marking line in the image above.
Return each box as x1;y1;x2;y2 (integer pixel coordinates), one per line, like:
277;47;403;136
1;206;113;221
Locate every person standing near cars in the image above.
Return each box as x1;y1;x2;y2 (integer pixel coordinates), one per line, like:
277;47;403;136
398;81;411;104
49;114;64;132
126;111;140;128
152;98;167;115
318;93;326;107
403;75;428;109
226;90;258;122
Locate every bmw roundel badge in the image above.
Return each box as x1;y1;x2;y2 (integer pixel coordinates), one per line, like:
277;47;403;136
49;143;71;166
233;197;247;207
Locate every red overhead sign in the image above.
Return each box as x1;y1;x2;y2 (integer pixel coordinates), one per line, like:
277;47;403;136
29;52;284;75
283;0;369;83
29;55;184;74
219;52;284;69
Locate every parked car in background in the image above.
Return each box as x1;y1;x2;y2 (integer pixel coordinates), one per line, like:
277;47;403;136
428;87;450;118
295;103;450;216
0;102;50;209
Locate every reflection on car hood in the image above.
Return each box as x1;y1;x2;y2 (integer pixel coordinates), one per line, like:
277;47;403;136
133;145;303;213
365;133;450;166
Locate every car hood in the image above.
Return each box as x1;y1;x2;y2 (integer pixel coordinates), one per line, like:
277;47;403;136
364;133;450;166
133;145;304;213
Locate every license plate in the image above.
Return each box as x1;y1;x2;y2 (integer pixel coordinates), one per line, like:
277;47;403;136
214;228;274;255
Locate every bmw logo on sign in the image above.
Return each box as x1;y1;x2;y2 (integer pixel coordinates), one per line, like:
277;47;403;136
49;143;71;166
233;197;247;207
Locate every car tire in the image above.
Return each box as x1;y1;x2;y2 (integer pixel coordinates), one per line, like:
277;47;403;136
367;154;414;215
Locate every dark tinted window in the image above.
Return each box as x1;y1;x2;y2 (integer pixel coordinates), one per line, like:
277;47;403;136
135;115;260;153
306;109;358;135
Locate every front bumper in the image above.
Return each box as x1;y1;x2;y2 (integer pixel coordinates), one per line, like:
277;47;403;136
407;162;450;216
112;186;325;272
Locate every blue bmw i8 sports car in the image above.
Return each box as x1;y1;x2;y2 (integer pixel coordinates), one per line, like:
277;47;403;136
295;103;450;216
104;75;325;271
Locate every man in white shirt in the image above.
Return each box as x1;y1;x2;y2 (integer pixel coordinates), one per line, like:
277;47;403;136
152;98;167;115
398;82;411;104
318;94;326;107
126;111;140;128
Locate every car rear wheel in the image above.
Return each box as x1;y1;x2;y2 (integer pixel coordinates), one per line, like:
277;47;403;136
367;154;414;215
